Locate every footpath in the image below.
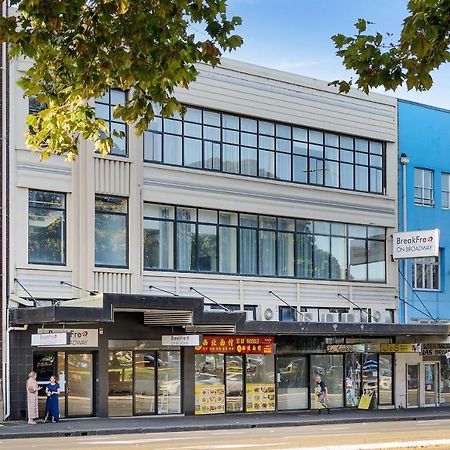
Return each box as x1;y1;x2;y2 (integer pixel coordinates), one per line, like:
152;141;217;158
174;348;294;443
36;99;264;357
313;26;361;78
1;407;450;440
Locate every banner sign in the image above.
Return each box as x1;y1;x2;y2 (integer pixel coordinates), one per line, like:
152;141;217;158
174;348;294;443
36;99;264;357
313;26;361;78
380;343;422;353
195;335;274;354
393;229;439;260
327;344;366;353
37;328;98;347
31;332;69;347
162;335;201;346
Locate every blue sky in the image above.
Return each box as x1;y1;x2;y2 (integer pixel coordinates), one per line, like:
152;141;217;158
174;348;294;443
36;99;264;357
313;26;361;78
224;0;450;109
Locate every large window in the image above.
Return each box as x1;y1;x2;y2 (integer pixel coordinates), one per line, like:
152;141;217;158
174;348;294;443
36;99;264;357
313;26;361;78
95;195;128;268
144;106;385;194
412;256;440;291
414;168;434;206
28;190;66;265
442;173;450;209
95;89;127;156
144;203;386;282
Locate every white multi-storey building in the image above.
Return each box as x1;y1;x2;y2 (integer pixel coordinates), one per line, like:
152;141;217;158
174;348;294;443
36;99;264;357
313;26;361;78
4;58;447;419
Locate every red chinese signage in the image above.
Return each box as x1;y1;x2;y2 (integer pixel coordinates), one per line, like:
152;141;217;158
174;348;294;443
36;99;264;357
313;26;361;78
195;335;274;354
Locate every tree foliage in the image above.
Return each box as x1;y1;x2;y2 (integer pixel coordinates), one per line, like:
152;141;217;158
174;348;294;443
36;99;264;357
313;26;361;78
0;0;242;160
331;0;450;94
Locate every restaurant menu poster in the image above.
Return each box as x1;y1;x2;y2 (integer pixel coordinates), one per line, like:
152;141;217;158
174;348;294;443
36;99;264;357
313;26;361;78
195;384;225;415
246;383;276;412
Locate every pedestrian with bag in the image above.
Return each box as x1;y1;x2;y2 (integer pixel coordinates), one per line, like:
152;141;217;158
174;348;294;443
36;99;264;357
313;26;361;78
26;371;42;424
314;374;331;414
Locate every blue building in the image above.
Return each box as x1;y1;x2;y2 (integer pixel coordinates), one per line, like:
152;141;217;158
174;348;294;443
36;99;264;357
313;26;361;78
398;99;450;323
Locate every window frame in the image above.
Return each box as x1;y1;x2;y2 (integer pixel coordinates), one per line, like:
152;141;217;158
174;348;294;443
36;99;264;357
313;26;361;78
95;195;129;269
28;189;67;266
412;256;440;291
414;167;434;207
95;89;128;157
144;106;386;195
442;173;450;209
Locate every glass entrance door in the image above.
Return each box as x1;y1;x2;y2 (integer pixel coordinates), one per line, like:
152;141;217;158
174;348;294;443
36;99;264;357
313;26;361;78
226;355;244;412
407;364;419;407
66;353;94;416
277;356;308;410
425;362;440;406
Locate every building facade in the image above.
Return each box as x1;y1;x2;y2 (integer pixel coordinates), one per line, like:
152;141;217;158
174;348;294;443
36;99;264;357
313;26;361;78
5;57;449;419
398;100;450;323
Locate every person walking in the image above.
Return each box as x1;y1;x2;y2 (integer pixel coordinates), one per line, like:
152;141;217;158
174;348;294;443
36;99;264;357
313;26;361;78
26;371;41;424
44;375;60;423
314;374;331;414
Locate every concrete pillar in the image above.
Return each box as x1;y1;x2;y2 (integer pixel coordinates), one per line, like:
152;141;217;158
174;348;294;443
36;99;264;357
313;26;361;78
182;347;195;416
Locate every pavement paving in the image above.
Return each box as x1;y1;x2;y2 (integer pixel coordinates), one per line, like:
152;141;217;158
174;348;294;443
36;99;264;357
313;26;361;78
2;407;450;440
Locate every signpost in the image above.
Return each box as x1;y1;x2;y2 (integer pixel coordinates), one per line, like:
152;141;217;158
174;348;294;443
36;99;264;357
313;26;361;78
392;229;439;260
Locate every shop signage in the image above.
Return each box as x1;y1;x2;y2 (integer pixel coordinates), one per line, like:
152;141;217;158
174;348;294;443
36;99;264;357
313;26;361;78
37;328;98;347
195;335;274;354
380;343;422;353
392;229;439;260
327;344;366;353
162;334;201;346
31;332;69;347
422;343;450;357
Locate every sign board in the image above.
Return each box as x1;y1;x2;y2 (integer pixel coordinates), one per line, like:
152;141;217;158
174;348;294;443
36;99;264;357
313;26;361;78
380;343;422;353
393;229;439;260
32;332;69;347
422;343;450;357
358;391;374;410
327;344;366;353
162;335;201;347
195;335;274;354
37;328;98;347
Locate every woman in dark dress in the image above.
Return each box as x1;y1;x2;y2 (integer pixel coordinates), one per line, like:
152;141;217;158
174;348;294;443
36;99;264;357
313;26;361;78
44;375;60;423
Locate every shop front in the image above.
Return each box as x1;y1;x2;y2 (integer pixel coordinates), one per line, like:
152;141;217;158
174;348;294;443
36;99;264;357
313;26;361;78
7;293;450;419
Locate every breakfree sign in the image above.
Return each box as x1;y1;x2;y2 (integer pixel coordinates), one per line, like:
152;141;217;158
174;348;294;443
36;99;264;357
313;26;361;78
393;229;439;260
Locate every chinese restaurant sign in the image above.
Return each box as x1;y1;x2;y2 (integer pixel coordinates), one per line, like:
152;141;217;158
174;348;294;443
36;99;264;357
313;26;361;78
195;335;274;354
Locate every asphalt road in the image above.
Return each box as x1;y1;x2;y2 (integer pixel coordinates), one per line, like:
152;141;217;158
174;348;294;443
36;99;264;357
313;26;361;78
2;418;450;449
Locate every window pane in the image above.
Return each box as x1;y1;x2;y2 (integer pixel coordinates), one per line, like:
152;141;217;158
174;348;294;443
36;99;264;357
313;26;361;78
219;226;237;273
368;240;385;282
144;132;162;162
241;118;257;133
278;232;294;276
293;156;308;183
348;225;366;238
259;121;274;136
241;147;257;176
276;124;291;138
144;204;174;219
203;125;220;141
108;351;133;416
259;150;275;178
355;138;369;152
163;134;182;165
293;141;307;156
223;144;239;173
134;353;155;415
277;356;308;410
279;306;297;322
325;133;339;147
259;135;274;150
241;132;257;147
184;107;202;123
203;111;221;126
184;122;202;138
296;233;313;278
29;191;65;265
355;165;369;191
239;228;257;274
204;141;221;170
95;211;127;267
176;222;196;271
370;141;383;155
223;114;239;129
158;351;181;414
198;224;217;272
224;129;239;144
311;355;343;408
164;118;182;135
370;168;383;193
309;158;323;184
340;136;353;150
345;353;362;407
111;123;127;156
331;237;347;279
309;144;323;158
379;355;393;405
184;138;202;168
325;160;339;187
293;127;307;141
309;130;323;145
144;219;174;269
259;229;276;275
314;235;330;279
348;238;367;281
276;152;291;180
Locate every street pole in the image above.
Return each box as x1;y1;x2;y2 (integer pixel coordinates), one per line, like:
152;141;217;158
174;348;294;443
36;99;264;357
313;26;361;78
400;153;409;323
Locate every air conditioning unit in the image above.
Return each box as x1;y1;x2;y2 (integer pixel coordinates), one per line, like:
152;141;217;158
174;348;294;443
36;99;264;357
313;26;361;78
326;313;339;323
244;310;255;321
320;313;327;322
346;313;355;323
371;310;382;323
304;312;315;322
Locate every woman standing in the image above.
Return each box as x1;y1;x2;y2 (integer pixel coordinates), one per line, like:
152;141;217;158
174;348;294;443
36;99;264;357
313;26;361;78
44;375;60;423
26;371;41;424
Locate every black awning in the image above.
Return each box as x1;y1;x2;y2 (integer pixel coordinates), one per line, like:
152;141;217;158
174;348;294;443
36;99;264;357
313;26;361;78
9;292;450;337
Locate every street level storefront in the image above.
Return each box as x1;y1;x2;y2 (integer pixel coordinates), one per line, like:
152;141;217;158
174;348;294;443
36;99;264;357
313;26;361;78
7;293;450;419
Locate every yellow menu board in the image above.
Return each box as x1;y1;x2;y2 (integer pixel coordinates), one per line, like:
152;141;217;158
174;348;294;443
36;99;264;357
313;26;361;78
246;383;276;412
195;384;225;415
